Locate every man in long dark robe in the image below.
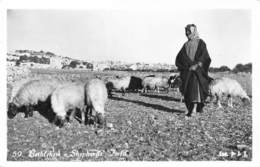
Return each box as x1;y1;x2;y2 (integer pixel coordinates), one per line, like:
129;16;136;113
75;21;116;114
175;24;211;117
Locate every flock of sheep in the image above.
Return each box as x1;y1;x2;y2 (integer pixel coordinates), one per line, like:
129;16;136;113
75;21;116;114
8;78;108;128
7;73;250;129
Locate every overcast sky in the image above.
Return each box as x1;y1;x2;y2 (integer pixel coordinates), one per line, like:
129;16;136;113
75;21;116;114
7;9;251;68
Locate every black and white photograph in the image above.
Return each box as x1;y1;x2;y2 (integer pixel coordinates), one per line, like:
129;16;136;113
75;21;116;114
1;0;260;166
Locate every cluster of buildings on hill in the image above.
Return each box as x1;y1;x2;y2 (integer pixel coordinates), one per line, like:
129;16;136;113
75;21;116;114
7;50;71;69
7;50;177;71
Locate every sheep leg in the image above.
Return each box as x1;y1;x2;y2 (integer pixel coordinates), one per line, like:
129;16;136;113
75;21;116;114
177;87;180;93
82;110;85;125
28;105;34;117
93;112;98;127
108;89;112;98
227;95;233;108
122;88;125;96
85;106;92;125
24;107;29;118
230;97;233;108
23;105;33;118
82;106;90;125
144;87;148;93
80;105;87;125
176;88;183;102
216;95;222;108
166;88;169;93
90;108;95;125
65;109;71;122
217;100;222;108
24;106;32;118
69;109;77;122
214;94;218;104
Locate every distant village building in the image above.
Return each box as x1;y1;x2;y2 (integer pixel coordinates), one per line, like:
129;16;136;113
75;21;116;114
14;51;31;57
170;65;177;71
62;57;72;66
20;62;33;67
7;61;16;66
7;54;20;61
19;62;50;68
6;50;175;72
76;62;85;69
93;63;110;71
50;56;63;69
143;64;150;70
129;64;138;71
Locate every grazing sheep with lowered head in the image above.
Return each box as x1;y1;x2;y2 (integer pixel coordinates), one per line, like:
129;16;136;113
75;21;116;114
168;74;183;102
209;77;250;108
142;76;170;93
8;79;60;119
106;76;131;96
51;82;85;127
85;79;108;127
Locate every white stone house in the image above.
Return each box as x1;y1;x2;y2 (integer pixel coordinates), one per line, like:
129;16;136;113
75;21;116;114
50;57;63;69
129;64;138;71
93;63;110;71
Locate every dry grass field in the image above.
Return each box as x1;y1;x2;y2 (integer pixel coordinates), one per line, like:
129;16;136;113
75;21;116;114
7;69;252;161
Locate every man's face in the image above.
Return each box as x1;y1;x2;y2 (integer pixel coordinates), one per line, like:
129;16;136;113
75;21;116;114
185;28;191;37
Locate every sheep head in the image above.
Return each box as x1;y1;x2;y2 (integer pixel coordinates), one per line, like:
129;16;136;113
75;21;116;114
8;103;18;119
96;113;106;128
168;76;176;88
241;95;251;105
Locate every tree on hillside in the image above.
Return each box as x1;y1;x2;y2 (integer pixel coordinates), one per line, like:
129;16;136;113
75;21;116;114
86;63;93;69
218;65;231;72
19;55;28;61
233;63;252;73
46;51;55;56
69;60;80;68
244;63;252;73
209;67;218;72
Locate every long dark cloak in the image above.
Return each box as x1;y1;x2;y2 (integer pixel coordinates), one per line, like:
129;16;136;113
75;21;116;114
175;39;211;103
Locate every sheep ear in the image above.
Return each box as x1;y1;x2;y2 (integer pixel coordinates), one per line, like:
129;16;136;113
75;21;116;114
242;97;250;103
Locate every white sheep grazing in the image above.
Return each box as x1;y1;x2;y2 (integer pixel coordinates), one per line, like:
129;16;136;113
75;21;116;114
209;77;250;108
106;76;131;96
85;79;108;127
8;79;60;119
142;76;169;93
51;82;85;127
9;78;32;104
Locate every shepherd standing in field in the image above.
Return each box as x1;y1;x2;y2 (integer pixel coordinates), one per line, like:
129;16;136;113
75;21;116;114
175;24;211;117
